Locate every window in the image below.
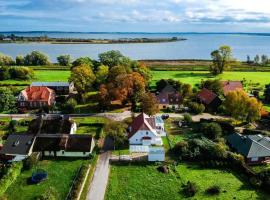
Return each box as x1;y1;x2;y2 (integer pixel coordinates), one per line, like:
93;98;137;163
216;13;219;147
62;151;65;155
83;152;86;155
251;157;258;162
146;132;148;135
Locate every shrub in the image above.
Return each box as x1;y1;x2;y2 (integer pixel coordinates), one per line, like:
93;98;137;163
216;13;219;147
57;55;71;66
9;67;34;80
35;187;58;200
0;66;11;80
183;113;193;123
0;53;15;66
188;102;205;114
62;98;77;114
182;181;198;197
205;185;221;195
8;120;17;133
174;141;189;156
23;153;39;170
200;122;222;140
0;162;23;196
15;55;25;65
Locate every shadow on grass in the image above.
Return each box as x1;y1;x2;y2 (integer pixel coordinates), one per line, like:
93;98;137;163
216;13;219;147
172;72;213;79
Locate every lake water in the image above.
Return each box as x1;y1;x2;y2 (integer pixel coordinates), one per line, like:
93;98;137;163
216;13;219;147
1;32;270;62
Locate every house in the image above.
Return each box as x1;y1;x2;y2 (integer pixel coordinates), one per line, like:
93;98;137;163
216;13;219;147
18;86;56;109
156;85;182;109
197;88;222;111
222;81;243;95
227;133;270;164
33;134;95;158
128;113;165;146
27;114;77;135
31;82;74;95
0;134;35;161
0;134;94;160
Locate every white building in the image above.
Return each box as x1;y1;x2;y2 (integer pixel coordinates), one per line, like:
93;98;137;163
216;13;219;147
128;113;166;146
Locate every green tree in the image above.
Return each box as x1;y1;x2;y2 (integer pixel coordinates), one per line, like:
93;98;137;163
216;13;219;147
96;65;109;84
104;120;128;149
69;64;96;95
99;50;125;68
0;66;11;80
254;55;260;65
210;46;233;75
200;122;222;140
24;51;50;65
140;92;160;116
0;88;16;112
201;79;223;95
135;63;152;85
264;84;270;103
15;55;25;65
261;54;268;65
62;98;77;114
0;53;15;66
9;67;34;80
57;55;71;66
72;57;92;68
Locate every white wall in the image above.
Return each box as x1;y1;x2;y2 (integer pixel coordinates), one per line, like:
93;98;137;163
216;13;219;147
44;151;91;157
148;153;165;162
129;130;158;145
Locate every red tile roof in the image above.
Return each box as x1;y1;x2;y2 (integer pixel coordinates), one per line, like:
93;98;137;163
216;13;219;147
197;88;217;105
22;86;55;103
222;81;243;95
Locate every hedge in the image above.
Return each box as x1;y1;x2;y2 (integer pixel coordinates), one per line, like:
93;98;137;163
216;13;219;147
0;162;23;196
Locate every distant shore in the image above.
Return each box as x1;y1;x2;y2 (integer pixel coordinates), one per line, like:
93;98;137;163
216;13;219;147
0;35;186;44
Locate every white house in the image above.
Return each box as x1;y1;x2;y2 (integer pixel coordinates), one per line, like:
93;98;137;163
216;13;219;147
128;113;166;146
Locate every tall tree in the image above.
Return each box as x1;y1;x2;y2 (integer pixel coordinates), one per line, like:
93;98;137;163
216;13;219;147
140;92;160;116
24;51;50;66
254;55;260;65
99;50;125;68
0;88;16;112
201;79;224;95
69;64;96;95
57;55;72;66
96;65;109;84
210;46;233;75
261;55;268;66
264;84;270;103
72;57;92;68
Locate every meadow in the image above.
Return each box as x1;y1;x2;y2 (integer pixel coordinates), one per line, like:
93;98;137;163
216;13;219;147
105;163;269;200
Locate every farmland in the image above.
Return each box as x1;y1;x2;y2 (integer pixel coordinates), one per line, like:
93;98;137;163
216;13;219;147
105;163;269;200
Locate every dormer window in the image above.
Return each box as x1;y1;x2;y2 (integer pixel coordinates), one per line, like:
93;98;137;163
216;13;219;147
13;140;20;147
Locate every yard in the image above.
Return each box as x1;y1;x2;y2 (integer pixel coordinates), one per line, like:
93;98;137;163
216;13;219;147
105;163;270;200
4;159;87;200
151;71;270;88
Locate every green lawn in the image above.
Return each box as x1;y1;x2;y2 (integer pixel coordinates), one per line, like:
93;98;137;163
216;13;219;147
151;71;270;87
105;163;269;200
4;159;86;200
0;70;70;85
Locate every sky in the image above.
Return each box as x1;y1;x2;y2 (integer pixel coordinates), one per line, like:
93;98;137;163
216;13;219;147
0;0;270;32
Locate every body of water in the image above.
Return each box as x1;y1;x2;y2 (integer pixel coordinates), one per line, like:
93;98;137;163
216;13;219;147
0;32;270;62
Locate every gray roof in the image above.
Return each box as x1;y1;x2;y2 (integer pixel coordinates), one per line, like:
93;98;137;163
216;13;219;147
0;134;35;156
227;133;270;158
31;82;70;87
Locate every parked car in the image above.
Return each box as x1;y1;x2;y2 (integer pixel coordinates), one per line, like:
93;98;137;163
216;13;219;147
161;114;169;120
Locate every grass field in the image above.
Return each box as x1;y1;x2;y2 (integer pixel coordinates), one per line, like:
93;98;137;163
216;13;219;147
151;71;270;87
105;163;269;200
4;159;86;200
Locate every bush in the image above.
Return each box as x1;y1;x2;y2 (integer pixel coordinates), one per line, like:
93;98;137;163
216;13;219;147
16;55;25;65
0;162;23;196
188;102;205;114
200;122;222;140
57;55;71;66
205;185;221;195
9;67;34;80
35;187;58;200
0;53;15;66
24;51;50;66
174;141;189;156
23;153;39;170
0;66;11;80
62;98;77;114
182;181;198;197
183;113;192;123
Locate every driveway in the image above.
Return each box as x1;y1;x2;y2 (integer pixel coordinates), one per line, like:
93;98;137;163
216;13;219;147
86;151;111;200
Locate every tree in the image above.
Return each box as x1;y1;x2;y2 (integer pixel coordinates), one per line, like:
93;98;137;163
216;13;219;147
135;63;152;84
9;67;34;80
24;51;50;65
99;50;125;68
62;98;77;114
261;54;268;65
246;55;251;64
200;122;222;140
224;90;262;122
188;102;205;114
0;66;11;80
254;55;260;65
0;53;15;66
180;83;193;99
107;65;130;82
15;55;25;65
57;55;71;66
0;88;16;112
95;65;109;84
210;46;233;75
69;64;96;95
201;79;223;95
104;120;128;149
264;84;270;103
140;92;160;116
72;57;92;68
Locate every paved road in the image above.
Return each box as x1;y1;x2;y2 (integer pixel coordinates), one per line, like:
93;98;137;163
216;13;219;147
86;151;111;200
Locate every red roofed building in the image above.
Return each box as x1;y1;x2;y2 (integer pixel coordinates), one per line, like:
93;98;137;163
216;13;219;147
197;88;222;111
128;113;165;146
18;86;56;109
222;81;243;95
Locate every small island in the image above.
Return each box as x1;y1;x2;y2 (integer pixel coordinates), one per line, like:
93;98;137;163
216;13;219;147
0;34;186;44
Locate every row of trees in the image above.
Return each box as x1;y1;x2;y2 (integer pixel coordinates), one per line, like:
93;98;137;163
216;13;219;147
0;66;34;81
247;54;270;65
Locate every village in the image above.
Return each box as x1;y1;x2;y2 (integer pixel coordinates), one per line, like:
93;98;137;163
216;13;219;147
0;48;270;200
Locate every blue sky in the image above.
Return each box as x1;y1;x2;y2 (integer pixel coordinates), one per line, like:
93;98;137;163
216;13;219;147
1;0;270;32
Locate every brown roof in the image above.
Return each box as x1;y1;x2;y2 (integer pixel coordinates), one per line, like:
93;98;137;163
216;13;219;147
128;113;156;139
156;84;181;105
197;88;218;105
22;86;55;103
222;81;243;95
33;134;93;152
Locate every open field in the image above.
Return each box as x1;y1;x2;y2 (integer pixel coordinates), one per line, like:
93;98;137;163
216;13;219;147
105;163;269;200
151;71;270;87
4;159;86;200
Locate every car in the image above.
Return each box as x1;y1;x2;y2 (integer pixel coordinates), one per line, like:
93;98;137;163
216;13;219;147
161;114;169;120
